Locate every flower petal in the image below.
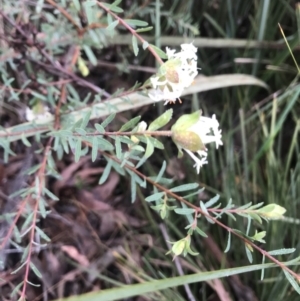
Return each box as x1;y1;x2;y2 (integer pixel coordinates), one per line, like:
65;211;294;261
184;149;208;174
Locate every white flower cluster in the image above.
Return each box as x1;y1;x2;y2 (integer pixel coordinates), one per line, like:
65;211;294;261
185;114;222;174
25;106;51;122
148;43;198;104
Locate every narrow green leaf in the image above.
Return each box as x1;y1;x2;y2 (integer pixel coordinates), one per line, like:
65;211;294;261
35;226;51;242
183;188;205;199
82;45;97;66
204;194;220;208
21;133;31;147
200;201;215;224
47;152;55;169
149;44;167;59
25;164;42;175
30;262;42;278
145;192;164;202
92;136;98;162
131;175;136;203
283;270;300;294
110;158;126;176
246;215;251;236
102;2;123;13
268;248;296;256
143;137;154;158
61;137;69;154
115;136;122;159
248;202;264;210
149;137;164;149
136;27;153;33
225;211;236;221
236;202;252;210
36;0;44;13
174;208;195;215
75;139;82;162
195;227;208;238
38;196;47;218
261;255;265;280
95;123;105;133
112;0;122;6
101;113;116;128
125;19;148;27
57;262;293;301
10;281;23;298
21;212;34;232
72;0;80;11
30;91;47;101
11;261;26;274
8;188;26;199
119;116;141;131
35;176;40;196
97;137;114;150
81;109;92;128
116;136;133;145
148;109;173;131
170;183;199;193
44;188;59;201
132;36;139;56
59;130;73;137
106;20;119;32
20;245;30;263
155;161;166;183
72;117;84;130
224;232;231;253
26;280;41;287
13;223;21;243
99;160;113;185
248;213;262;224
245;245;253;263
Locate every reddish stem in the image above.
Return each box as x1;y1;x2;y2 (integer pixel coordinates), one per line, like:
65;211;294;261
95;148;300;283
97;1;164;65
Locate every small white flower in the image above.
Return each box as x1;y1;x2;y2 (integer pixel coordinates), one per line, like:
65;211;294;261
148;85;184;105
137;121;147;132
148;43;198;104
188;114;223;149
185;114;222;173
25;105;51;122
131;120;149;143
171;111;223;174
166;47;176;59
169;43;198;61
25;107;35;121
184;149;208;174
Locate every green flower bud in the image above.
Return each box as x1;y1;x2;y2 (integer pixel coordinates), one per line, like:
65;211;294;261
170;111;222;173
171;239;186;257
167;235;199;259
172;130;205;153
257;204;286;219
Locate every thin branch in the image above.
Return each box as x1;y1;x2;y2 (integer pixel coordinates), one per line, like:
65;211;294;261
97;1;164;65
72;130;173;137
94;148;300;283
20;139;53;299
45;0;81;33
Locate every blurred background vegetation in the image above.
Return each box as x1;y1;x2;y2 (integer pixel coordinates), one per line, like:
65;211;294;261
0;0;300;300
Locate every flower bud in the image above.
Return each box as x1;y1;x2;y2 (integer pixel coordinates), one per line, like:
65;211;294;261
171;110;222;173
257;204;286;219
172;130;205;153
147;43;198;104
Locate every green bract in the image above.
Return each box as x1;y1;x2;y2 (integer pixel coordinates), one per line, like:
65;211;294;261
171;110;202;132
171;110;206;156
